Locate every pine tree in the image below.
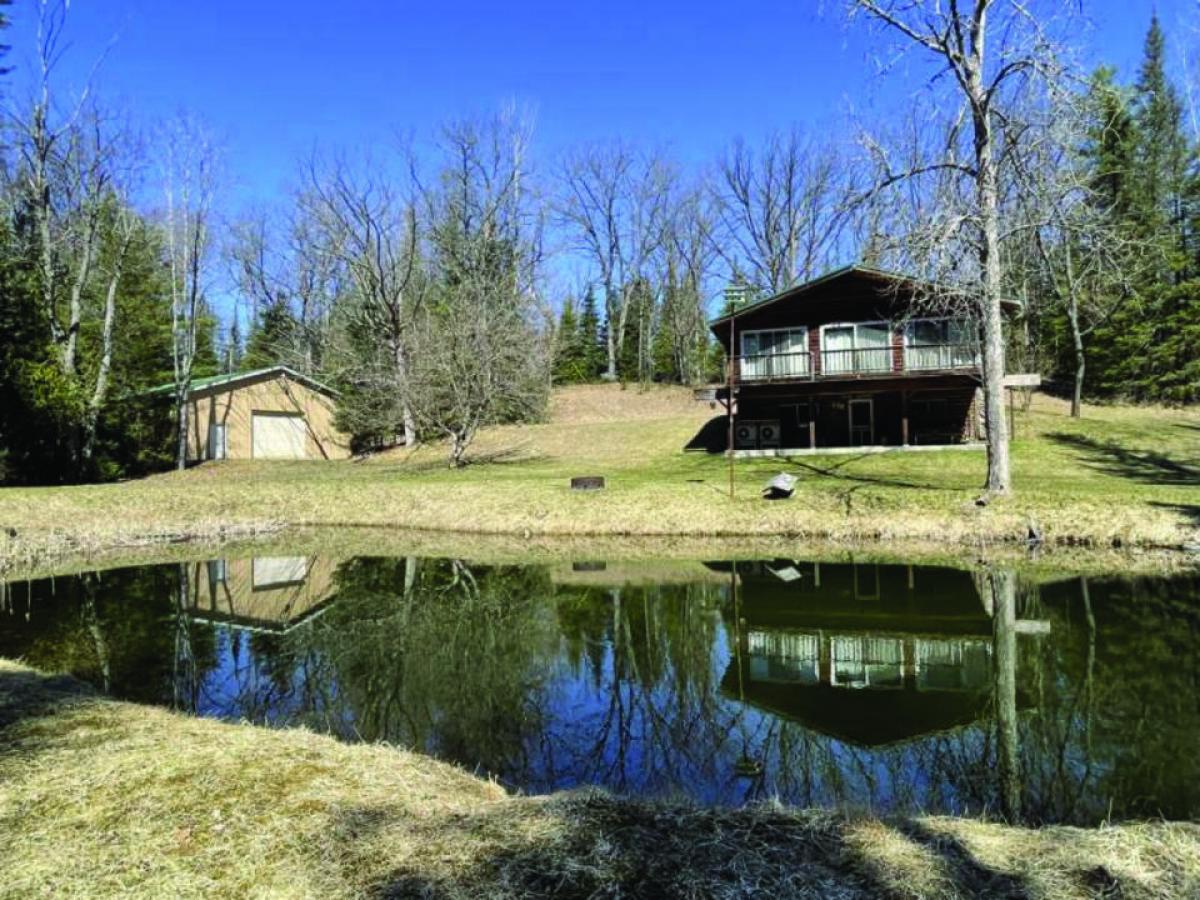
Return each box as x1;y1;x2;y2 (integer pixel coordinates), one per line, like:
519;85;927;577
1132;15;1193;262
241;298;297;370
553;298;588;384
578;289;605;380
1086;67;1138;218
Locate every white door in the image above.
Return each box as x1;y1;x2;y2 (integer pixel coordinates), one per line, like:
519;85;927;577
252;413;307;459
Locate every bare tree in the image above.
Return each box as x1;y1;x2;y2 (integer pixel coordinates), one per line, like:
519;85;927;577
713;130;853;294
406;111;548;466
1016;86;1158;418
658;184;719;384
160;116;219;470
228;195;342;374
847;0;1070;495
81;174;143;462
556;142;673;380
302;153;421;446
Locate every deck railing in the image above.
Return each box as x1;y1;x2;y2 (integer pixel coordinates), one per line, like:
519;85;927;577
904;342;979;371
739;350;812;380
821;346;892;375
734;342;979;382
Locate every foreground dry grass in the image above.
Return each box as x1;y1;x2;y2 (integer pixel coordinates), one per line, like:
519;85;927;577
0;385;1197;573
3;660;1198;900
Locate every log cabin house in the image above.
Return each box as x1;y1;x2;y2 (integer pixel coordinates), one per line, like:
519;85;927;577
710;265;1019;455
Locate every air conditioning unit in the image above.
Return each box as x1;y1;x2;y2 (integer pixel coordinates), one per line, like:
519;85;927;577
734;423;758;449
758;420;781;448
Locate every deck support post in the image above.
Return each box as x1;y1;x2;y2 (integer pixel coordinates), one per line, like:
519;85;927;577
901;390;910;446
808;415;816;450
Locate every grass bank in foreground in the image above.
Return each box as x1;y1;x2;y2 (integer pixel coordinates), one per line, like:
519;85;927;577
0;386;1197;571
2;660;1197;899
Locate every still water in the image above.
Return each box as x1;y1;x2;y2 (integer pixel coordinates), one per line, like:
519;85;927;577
2;552;1198;825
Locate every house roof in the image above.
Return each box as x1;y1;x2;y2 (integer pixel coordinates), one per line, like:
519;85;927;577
709;263;1020;328
145;365;340;399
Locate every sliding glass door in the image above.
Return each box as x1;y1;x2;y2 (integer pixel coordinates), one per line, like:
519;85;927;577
822;323;892;374
740;328;809;379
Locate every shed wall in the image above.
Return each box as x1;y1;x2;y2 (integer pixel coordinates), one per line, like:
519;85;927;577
186;374;350;461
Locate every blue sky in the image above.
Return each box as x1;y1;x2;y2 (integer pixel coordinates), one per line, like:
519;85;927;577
8;0;1194;212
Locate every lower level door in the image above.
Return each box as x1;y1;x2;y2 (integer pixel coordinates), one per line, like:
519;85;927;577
848;398;874;446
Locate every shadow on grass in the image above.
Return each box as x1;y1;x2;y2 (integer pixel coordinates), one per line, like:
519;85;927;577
684;418;944;492
1150;502;1200;530
0;664;95;731
786;453;943;493
1046;433;1200;486
897;820;1030;898
367;794;1046;899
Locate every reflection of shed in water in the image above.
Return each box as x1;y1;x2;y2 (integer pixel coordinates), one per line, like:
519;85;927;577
187;556;337;633
714;560;1042;747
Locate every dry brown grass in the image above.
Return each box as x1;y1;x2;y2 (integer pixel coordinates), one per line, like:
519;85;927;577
2;660;1198;899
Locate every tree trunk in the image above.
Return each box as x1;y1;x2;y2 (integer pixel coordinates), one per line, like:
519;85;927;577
175;387;189;470
81;266;123;463
392;337;418;447
970;77;1012;494
990;567;1022;823
1067;295;1085;419
604;284;618;380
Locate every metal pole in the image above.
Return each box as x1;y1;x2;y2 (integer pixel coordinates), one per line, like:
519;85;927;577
727;314;736;500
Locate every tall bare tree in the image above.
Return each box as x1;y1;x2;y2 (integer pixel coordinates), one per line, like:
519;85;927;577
6;1;143;469
556;142;673;380
160;116;219;470
848;0;1070;495
228;198;341;375
658;184;719;384
1015;84;1160;418
303;153;421;445
713;130;853;293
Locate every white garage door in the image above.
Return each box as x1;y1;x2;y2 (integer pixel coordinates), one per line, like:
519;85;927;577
252;413;307;459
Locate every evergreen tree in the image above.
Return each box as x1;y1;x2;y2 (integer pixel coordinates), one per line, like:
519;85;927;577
552;298;589;383
1086;67;1138;218
1132;15;1195;268
241;298;297;370
578;289;605;380
617;278;654;383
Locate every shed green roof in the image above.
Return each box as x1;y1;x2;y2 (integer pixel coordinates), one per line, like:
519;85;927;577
145;365;339;399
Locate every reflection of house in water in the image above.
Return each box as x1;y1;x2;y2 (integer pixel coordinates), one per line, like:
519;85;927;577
713;560;1045;746
188;556;338;633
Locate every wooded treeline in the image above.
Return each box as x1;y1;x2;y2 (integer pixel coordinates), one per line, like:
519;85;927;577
0;1;1196;484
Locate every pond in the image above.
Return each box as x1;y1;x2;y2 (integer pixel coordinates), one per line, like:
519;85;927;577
2;550;1198;826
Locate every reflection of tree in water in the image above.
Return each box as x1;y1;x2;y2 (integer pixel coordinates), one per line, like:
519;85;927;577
0;564;213;707
550;580;730;797
1017;572;1200;823
290;558;563;781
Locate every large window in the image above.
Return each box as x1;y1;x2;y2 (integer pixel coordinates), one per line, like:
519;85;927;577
905;318;978;370
740;328;809;379
821;322;892;374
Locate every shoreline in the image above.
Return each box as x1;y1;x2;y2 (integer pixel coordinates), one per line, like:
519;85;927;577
2;518;1197;582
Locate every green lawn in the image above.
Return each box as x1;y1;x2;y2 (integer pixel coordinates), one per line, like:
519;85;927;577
0;385;1197;571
